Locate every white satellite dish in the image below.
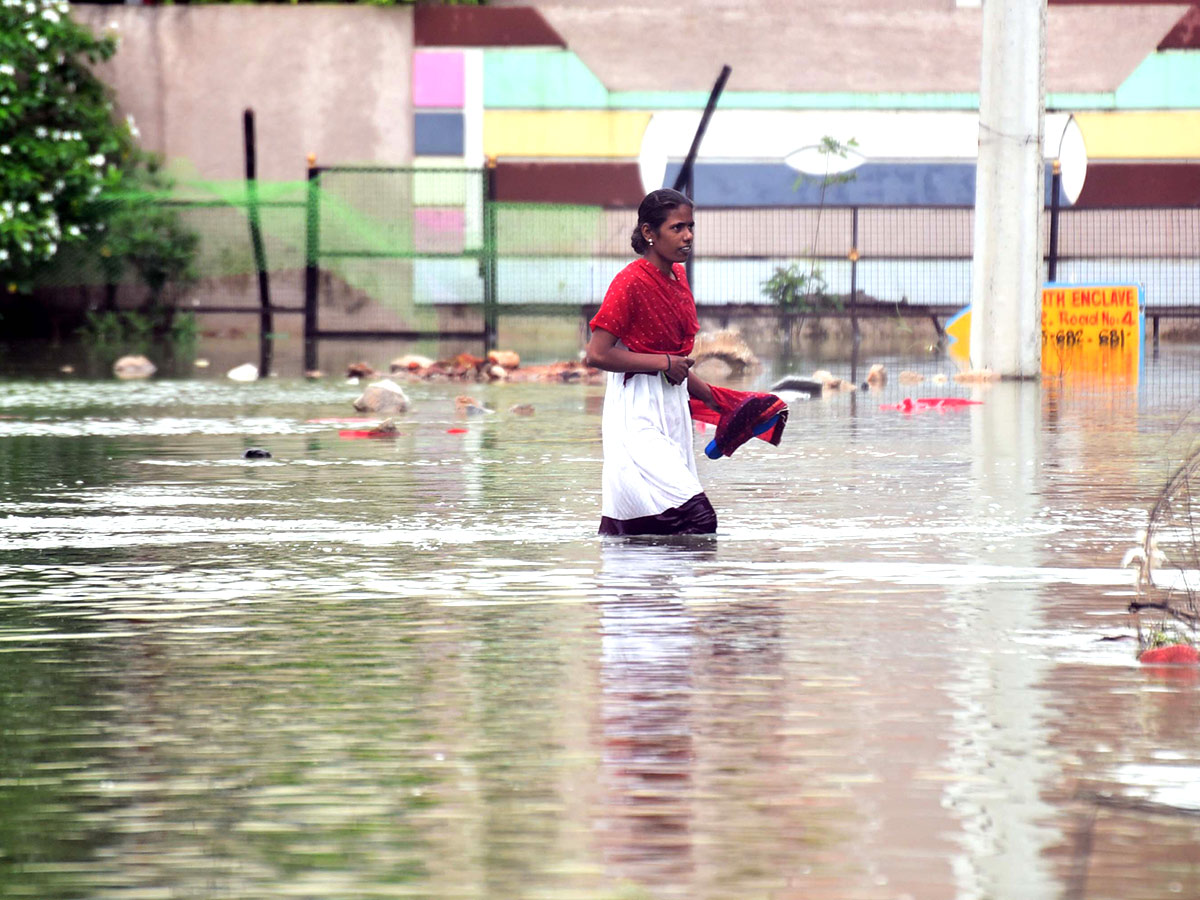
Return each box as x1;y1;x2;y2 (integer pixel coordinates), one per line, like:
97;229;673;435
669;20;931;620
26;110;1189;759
784;143;867;177
1057;115;1088;205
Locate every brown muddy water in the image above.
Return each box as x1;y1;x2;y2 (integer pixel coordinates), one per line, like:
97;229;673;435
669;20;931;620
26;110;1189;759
2;342;1200;900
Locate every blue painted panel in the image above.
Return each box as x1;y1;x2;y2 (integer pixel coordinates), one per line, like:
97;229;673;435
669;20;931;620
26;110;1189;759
414;112;465;156
663;161;1068;207
663;161;978;206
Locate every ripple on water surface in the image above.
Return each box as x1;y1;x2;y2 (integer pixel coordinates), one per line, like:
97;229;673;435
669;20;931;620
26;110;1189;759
2;362;1200;899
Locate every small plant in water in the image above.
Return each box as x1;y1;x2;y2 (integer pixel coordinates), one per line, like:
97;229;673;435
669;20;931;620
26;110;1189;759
1139;620;1196;653
761;263;838;312
1127;441;1200;653
763;135;858;314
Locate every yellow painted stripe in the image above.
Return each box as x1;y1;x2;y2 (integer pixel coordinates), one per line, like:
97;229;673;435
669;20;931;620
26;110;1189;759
1075;112;1200;159
483;110;651;159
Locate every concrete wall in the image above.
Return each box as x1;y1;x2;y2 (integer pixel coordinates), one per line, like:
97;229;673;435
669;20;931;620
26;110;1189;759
71;6;415;184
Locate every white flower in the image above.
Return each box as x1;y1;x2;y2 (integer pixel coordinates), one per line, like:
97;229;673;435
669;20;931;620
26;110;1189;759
37;193;52;205
16;201;29;213
45;242;56;256
0;145;10;155
35;37;47;51
40;8;58;23
36;62;49;74
67;225;80;237
0;250;7;262
0;64;14;77
34;126;47;139
88;153;105;167
106;21;119;32
0;97;8;106
124;113;139;138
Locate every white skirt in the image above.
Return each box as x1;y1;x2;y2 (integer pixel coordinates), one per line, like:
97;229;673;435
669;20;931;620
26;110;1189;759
600;370;704;521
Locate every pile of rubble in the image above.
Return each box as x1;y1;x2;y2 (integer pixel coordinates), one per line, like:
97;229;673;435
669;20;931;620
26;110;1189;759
330;351;604;385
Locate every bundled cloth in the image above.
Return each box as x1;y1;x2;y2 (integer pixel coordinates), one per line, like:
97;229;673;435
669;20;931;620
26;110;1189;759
690;384;788;459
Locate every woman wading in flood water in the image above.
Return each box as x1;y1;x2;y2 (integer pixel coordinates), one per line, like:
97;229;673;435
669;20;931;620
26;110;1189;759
584;189;720;536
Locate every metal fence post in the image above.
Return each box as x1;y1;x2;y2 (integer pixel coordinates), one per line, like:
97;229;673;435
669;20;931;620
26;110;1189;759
1048;159;1062;282
483;158;498;350
849;206;860;384
243;109;272;378
303;156;321;374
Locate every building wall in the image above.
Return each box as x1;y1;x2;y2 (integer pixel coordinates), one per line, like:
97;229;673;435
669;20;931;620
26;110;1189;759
71;6;415;185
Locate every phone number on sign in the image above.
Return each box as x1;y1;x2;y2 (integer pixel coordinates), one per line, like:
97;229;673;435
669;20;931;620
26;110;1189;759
1041;329;1133;348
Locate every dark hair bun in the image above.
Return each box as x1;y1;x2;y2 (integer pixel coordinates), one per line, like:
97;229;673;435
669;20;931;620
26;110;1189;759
631;226;648;254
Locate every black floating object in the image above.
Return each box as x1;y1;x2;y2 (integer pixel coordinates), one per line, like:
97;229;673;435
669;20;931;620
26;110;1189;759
243;448;272;459
769;376;824;396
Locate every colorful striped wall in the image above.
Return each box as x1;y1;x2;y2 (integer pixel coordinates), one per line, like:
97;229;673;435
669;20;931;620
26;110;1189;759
412;7;1200;210
405;5;1200;306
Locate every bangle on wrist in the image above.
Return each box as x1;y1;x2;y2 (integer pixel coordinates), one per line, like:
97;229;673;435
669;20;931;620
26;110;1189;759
663;354;670;373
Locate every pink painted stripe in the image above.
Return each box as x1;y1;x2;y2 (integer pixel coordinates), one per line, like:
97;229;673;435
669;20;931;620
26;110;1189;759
414;51;465;108
414;207;465;253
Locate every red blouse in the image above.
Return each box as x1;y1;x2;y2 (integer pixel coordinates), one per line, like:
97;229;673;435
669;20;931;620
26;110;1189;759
589;258;700;355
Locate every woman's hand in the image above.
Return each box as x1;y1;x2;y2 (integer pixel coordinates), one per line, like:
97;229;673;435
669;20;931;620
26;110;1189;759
585;328;694;384
663;354;694;385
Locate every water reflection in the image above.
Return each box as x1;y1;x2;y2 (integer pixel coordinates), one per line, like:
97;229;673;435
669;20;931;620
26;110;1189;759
4;346;1200;898
596;538;807;898
598;540;705;891
947;382;1057;900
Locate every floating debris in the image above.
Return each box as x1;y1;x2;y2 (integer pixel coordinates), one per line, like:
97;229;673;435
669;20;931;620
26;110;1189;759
113;354;156;380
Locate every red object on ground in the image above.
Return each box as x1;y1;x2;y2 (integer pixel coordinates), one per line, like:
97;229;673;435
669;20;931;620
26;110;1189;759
338;429;401;439
880;397;984;412
446;427;468;434
1138;644;1200;665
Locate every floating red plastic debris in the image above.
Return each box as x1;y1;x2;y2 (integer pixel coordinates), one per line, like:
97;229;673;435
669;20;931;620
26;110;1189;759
1138;644;1200;665
446;427;468;434
880;397;984;412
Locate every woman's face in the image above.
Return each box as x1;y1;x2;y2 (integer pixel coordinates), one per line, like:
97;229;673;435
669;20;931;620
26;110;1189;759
645;205;694;267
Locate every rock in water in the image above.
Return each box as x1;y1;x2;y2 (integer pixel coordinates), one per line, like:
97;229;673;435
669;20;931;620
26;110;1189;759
227;363;259;382
113;354;156;380
353;379;411;414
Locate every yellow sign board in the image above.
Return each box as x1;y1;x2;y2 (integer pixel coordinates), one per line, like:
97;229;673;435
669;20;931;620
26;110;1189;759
943;285;1144;383
1041;283;1143;381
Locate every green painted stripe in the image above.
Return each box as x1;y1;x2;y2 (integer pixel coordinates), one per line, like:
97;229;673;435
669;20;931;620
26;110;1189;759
481;47;1197;113
609;91;982;110
483;50;608;108
1048;93;1117;111
1116;52;1200;109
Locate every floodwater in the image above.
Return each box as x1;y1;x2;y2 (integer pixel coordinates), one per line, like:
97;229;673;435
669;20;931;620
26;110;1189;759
2;342;1200;900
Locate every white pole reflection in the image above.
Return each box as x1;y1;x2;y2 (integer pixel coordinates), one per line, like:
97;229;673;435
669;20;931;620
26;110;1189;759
946;381;1060;899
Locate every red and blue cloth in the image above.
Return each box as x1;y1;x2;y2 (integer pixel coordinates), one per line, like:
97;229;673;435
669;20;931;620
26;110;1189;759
690;385;788;459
